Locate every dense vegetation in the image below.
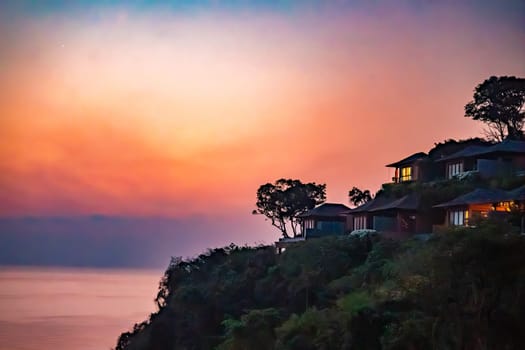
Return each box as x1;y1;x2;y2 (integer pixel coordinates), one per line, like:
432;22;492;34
115;221;525;350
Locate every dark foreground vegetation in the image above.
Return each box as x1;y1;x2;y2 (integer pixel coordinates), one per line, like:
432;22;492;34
116;221;525;350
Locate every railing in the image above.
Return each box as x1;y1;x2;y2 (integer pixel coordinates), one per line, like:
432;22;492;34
392;176;412;183
278;236;305;243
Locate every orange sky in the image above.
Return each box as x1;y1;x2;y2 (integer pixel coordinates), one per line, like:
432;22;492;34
1;4;524;219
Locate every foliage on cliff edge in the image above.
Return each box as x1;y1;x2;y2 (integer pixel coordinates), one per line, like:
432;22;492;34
116;223;525;350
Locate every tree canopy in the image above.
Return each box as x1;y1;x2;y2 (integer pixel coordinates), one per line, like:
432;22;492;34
349;186;372;207
253;179;326;238
465;76;525;141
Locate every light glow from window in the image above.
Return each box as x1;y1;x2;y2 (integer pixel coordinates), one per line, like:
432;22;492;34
449;209;468;226
400;167;412;181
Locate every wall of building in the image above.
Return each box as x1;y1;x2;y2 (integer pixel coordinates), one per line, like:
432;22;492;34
512;155;525;173
477;159;511;178
373;216;397;231
305;219;346;237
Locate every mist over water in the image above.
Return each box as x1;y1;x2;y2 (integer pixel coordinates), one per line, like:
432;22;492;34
0;266;161;350
0;216;275;268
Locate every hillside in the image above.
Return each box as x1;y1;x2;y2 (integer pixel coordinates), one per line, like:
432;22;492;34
115;221;525;350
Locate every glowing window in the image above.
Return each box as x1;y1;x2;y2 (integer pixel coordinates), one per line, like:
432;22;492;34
400;167;412;181
496;201;513;212
449;209;468;226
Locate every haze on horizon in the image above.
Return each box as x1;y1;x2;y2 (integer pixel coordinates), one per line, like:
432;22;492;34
1;0;524;267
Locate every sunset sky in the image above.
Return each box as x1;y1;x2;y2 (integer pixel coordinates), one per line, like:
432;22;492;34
1;0;524;266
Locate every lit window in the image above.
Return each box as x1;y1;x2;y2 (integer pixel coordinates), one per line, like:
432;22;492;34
496;201;513;212
447;162;463;179
449;209;469;226
400;167;412;181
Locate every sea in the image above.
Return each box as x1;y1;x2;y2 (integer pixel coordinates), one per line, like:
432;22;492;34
0;266;163;350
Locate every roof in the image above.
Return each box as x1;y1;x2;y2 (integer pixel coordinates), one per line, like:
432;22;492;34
487;139;525;153
504;185;525;201
434;188;509;208
347;196;392;214
437;139;525;162
386;152;428;168
299;203;351;217
428;138;493;160
436;145;490;162
348;193;419;214
369;193;420;212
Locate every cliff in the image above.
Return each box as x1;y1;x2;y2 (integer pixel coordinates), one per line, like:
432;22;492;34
116;221;525;350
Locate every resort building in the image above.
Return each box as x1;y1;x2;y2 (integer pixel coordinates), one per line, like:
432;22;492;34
275;139;525;252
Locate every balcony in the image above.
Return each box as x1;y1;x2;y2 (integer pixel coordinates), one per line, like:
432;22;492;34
392;175;413;183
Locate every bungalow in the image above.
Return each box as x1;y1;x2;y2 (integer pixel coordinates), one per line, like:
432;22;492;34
434;185;525;227
349;153;438;236
349;193;432;236
348;196;392;231
299;203;351;238
436;139;525;180
366;193;424;233
436;145;490;179
386;152;429;183
434;188;509;226
275;203;351;253
385;139;524;183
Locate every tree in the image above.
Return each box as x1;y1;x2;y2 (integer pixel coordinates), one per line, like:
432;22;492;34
349;187;372;207
253;179;326;238
465;76;525;141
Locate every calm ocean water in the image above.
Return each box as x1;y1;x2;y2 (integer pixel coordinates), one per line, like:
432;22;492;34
0;266;162;350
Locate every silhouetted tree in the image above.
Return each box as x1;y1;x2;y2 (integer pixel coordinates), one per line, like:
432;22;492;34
465;76;525;141
253;179;326;238
349;186;372;207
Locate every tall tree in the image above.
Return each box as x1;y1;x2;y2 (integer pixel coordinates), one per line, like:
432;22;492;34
348;187;372;207
465;76;525;141
253;179;326;238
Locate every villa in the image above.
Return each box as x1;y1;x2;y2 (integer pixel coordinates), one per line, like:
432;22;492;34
276;139;525;252
298;203;351;238
386;152;430;183
434;185;525;227
275;203;350;253
343;139;524;234
436;139;525;179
